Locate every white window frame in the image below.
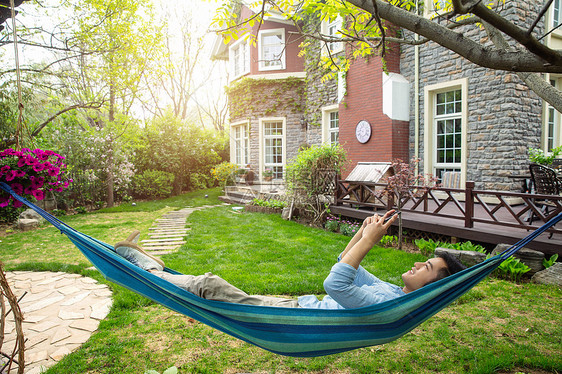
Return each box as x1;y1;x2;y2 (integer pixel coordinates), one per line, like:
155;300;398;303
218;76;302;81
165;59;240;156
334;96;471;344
322;104;340;145
258;28;285;71
554;0;562;28
229;36;250;80
423;78;468;185
259;117;286;180
230;121;250;167
544;77;561;152
321;16;344;55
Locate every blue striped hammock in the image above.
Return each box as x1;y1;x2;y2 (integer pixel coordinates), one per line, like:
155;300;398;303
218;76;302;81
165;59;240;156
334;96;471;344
2;182;560;357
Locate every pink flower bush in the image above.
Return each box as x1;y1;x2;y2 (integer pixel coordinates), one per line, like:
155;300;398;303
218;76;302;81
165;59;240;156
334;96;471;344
0;148;72;208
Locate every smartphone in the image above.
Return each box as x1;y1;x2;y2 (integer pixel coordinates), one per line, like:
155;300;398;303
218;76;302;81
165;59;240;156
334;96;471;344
384;211;401;223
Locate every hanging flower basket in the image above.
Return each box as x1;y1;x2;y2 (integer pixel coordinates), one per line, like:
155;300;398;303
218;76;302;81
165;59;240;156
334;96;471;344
0;148;72;208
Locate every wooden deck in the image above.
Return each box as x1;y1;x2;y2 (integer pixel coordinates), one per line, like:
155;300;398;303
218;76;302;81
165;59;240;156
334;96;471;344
332;181;562;257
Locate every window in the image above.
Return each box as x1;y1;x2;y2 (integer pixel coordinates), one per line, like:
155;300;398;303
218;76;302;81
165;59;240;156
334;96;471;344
554;0;561;28
424;79;467;185
231;122;249;167
229;38;250;79
262;120;284;179
322;105;339;145
329;112;339;144
545;78;560;151
434;89;462;181
258;29;285;71
321;17;343;55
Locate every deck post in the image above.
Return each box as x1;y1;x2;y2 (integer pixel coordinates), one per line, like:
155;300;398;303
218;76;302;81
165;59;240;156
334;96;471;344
465;181;475;228
334;173;341;206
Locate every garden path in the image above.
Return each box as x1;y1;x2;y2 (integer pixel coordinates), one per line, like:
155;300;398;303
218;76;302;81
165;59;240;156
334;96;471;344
140;204;227;257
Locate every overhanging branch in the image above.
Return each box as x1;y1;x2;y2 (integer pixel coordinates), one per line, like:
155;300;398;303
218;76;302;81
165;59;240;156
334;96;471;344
346;0;562;73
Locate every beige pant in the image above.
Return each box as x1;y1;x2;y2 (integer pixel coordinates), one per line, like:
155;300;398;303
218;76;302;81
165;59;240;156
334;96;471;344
152;271;299;308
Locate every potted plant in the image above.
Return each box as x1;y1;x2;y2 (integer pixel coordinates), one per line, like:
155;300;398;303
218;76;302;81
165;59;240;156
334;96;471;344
262;168;273;181
236;168;247;182
528;146;562;166
0;148;72;208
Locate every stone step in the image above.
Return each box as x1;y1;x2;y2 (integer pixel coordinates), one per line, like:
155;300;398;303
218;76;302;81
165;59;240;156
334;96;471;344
147;233;187;238
147;250;174;256
143;245;181;251
149;227;190;231
141;238;185;243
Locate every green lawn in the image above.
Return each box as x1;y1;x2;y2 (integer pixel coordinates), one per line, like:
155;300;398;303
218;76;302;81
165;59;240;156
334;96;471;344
1;188;561;373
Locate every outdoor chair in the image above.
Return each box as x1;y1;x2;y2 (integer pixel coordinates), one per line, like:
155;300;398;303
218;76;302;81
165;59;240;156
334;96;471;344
528;163;561;234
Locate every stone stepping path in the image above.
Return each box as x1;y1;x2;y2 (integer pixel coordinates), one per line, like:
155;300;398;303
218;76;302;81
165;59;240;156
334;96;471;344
2;271;112;374
141;205;227;258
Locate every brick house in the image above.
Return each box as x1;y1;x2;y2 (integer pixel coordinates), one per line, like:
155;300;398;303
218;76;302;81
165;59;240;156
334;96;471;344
212;1;559;190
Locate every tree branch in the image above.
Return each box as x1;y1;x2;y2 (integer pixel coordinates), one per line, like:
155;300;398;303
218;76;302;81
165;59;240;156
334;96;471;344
30;102;103;138
345;0;562;73
483;20;562;113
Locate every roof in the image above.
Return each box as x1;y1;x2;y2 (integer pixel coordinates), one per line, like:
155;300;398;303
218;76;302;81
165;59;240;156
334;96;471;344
345;162;392;182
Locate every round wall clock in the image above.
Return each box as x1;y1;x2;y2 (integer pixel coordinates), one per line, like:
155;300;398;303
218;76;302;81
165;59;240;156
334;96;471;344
355;120;372;144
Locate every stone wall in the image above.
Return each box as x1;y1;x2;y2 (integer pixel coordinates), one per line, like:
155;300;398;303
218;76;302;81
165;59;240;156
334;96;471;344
302;15;339;147
400;1;545;190
228;77;307;168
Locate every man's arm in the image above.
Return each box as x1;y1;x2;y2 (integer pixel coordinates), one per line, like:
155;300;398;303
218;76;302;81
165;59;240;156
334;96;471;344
340;211;397;269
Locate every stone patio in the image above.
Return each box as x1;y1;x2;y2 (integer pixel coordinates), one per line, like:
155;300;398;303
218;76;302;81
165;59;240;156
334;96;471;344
2;271;112;374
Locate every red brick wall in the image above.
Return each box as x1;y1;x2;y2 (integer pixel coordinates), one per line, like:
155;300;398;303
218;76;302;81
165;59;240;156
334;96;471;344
240;7;305;75
339;40;409;178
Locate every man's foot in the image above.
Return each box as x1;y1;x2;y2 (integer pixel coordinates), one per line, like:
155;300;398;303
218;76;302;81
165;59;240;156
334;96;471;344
115;231;164;271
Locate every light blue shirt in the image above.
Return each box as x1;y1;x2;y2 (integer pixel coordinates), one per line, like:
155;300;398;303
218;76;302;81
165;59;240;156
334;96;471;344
297;255;405;309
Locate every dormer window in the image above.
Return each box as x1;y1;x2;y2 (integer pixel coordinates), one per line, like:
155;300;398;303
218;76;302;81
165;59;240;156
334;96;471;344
229;37;250;79
258;28;285;71
321;16;343;55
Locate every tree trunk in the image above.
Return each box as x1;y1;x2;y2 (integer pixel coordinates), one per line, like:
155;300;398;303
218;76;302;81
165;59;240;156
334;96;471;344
106;74;115;208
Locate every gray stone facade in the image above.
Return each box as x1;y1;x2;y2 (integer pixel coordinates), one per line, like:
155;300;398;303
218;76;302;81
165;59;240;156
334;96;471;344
400;1;545;190
302;15;340;147
228;78;307;171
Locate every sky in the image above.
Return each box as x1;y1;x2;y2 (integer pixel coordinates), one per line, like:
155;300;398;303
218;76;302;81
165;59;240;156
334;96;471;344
1;0;227;124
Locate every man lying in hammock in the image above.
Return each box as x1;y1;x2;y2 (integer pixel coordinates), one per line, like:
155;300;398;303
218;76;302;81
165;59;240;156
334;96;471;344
115;210;465;309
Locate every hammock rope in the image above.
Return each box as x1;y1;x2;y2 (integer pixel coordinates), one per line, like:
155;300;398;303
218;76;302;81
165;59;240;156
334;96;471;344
2;181;561;357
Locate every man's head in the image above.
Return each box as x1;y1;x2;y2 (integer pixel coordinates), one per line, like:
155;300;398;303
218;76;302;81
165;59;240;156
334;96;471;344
402;252;466;293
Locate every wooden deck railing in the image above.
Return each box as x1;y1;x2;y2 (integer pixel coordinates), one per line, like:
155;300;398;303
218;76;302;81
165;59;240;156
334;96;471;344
335;180;562;234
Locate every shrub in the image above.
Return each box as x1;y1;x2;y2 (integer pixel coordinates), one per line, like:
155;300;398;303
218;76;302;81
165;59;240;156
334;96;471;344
190;172;212;191
496;257;531;282
0;205;24;224
286;144;347;196
285;144;348;224
528;146;562;165
414;239;440;257
324;216;340;232
380;235;398;248
250;198;287;209
75;206;87;214
132;170;175;199
414;238;486;257
52;209;67;217
211;162;238;187
339;219;361;237
543;254;558;269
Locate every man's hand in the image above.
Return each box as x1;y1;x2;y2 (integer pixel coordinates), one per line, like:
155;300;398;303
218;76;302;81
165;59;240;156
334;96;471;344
362;210;398;245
